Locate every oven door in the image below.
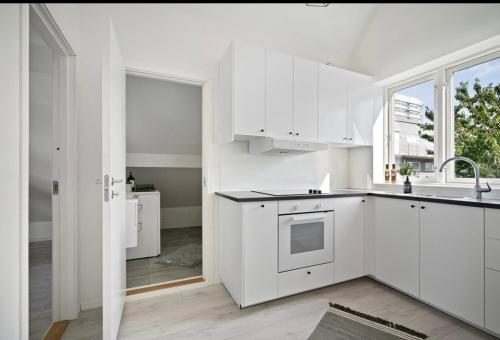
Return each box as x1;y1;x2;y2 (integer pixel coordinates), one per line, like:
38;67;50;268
278;211;334;272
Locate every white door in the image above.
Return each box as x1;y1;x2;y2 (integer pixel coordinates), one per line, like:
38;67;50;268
266;50;293;140
420;202;484;326
102;20;126;340
374;197;420;297
333;197;366;283
318;65;349;144
293;57;318;141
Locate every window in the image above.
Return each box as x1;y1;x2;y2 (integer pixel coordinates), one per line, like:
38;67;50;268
385;51;500;184
448;56;500;179
389;78;436;181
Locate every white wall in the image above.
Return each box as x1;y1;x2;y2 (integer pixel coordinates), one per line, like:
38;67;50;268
126;75;202;155
348;3;500;80
218;142;349;191
29;27;53;242
0;5;26;339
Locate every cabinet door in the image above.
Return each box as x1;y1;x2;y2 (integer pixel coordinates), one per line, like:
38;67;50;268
126;193;160;260
347;72;375;145
266;50;293;140
318;65;348;144
242;201;278;306
334;197;366;283
486;269;500;335
420;203;484;326
293;57;318;141
233;42;266;137
374;198;420;296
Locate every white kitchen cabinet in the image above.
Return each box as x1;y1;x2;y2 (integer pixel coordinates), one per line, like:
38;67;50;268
218;41;266;140
374;197;420;297
420;202;484;327
486;268;500;335
333;197;366;283
347;72;376;146
126;192;161;260
293;57;318;141
218;198;278;307
318;65;378;146
318;65;349;144
266;50;294;140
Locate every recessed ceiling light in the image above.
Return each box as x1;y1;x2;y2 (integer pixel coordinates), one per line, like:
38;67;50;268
305;3;330;7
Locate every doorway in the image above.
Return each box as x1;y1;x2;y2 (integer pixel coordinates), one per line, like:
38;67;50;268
27;4;78;339
125;71;203;291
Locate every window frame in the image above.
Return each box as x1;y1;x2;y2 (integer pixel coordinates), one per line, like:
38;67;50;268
444;50;500;184
386;73;441;183
383;49;500;185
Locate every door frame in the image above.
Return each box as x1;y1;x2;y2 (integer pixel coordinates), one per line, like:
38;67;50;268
124;67;217;289
24;3;79;331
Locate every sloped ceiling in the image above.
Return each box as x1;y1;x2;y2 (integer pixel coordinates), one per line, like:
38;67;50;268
348;3;500;80
106;3;378;79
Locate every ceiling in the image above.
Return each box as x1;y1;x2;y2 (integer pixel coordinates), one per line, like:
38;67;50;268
106;3;378;79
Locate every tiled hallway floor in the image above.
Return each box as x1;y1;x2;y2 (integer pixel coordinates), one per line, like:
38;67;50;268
126;226;202;288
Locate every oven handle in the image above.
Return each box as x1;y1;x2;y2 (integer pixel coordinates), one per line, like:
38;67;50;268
291;213;326;224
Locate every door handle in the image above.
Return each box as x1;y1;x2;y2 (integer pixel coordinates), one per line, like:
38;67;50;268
111;190;119;199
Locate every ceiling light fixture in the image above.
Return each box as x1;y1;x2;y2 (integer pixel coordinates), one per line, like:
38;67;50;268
305;3;330;7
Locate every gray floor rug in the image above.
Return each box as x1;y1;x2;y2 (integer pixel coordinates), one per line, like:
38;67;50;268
308;303;428;340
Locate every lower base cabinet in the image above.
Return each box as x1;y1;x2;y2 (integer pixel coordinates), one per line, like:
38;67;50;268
486;269;500;335
420;203;484;327
278;263;334;297
333;197;366;283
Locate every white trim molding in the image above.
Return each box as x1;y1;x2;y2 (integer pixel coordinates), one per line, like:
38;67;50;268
126;153;202;168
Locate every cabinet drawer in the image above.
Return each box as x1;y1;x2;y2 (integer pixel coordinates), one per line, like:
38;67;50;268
279;199;334;214
486;238;500;272
278;263;333;297
486;209;500;240
486;269;500;335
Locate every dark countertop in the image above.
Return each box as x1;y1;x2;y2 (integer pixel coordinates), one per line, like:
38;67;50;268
215;189;500;209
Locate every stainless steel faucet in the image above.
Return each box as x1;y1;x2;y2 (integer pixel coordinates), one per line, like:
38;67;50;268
439;156;491;200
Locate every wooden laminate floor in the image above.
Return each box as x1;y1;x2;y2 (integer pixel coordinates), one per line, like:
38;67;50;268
29;240;52;340
62;277;496;339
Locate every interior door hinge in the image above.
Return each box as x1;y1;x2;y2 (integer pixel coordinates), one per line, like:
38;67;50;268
53;180;59;195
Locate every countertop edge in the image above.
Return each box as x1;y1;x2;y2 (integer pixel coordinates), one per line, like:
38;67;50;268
215;191;500;209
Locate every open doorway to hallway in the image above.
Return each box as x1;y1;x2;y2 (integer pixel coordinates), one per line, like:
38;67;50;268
125;73;203;291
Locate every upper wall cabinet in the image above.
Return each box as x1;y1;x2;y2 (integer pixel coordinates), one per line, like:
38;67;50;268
318;65;349;144
266;50;294;140
219;42;266;140
318;65;378;146
293;57;319;141
217;41;381;146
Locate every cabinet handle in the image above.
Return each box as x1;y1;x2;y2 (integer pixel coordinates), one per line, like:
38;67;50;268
343;137;347;140
411;204;415;208
295;132;299;136
260;204;265;208
260;129;264;133
289;132;293;135
361;199;366;203
307;271;311;275
421;206;426;209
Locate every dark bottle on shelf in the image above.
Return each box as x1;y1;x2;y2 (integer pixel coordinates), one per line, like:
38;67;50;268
127;171;135;191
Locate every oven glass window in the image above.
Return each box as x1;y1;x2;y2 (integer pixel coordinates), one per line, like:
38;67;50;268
290;222;324;254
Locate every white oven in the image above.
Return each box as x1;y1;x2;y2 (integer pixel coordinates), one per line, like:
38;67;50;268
278;210;334;272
